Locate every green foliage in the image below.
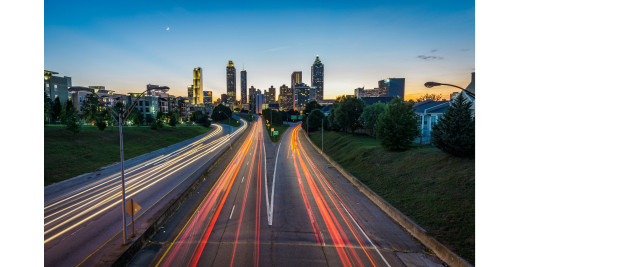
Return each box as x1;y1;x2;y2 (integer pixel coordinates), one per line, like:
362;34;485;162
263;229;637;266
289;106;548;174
128;108;143;126
145;114;154;125
303;109;324;132
45;92;53;124
375;97;419;151
303;100;322;116
81;94;101;124
212;104;232;122
65;109;82;134
330;95;364;133
361;102;386;136
262;108;283;126
52;96;62;122
431;95;475;157
169;111;179;127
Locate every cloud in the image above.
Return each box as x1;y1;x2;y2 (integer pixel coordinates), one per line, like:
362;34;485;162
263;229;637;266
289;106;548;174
430;49;438;53
417;55;443;61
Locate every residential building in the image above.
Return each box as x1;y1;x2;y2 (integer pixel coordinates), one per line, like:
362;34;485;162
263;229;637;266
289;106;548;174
311;56;324;100
241;69;247;104
187;85;194;104
354;87;381;98
127;93;159;119
44;70;72;102
68;86;114;112
413;100;450;144
226;61;236;104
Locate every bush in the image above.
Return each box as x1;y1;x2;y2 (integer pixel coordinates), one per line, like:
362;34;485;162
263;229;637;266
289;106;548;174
65;111;82;134
375;97;419;151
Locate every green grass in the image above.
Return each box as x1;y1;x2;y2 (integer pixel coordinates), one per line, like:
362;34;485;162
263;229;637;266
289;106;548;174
44;125;211;186
264;124;290;143
309;131;475;264
214;117;241;127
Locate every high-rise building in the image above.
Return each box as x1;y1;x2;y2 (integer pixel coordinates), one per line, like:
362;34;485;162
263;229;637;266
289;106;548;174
241;69;247;104
267;85;276;104
311;56;324;100
291;71;302;90
226;61;236;104
294;82;311;110
193;67;203;104
278;84;293;111
378;79;388;97
187;85;194;104
203;91;213;104
384;78;405;100
254;90;265;114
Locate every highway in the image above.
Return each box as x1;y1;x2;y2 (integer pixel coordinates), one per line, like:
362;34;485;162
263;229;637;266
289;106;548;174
144;116;442;266
44;118;248;266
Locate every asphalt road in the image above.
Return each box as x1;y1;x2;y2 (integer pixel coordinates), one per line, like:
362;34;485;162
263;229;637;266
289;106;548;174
139;116;443;266
44;118;248;266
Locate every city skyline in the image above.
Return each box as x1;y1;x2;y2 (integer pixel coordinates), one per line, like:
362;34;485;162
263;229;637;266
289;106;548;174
45;0;474;101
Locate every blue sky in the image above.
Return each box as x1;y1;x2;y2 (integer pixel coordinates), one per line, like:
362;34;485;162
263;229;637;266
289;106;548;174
45;0;474;100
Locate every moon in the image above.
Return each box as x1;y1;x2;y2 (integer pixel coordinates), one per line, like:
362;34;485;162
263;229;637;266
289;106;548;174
166;27;170;31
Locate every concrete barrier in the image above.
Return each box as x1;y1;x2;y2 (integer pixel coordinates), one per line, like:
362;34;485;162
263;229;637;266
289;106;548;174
302;130;472;267
111;120;251;266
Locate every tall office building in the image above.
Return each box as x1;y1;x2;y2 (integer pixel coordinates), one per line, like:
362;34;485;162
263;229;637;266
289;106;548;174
193;67;203;104
291;71;302;90
267;85;276;104
187;85;194;104
278;84;293;111
226;61;236;104
294;82;310;110
311;56;324;100
383;78;405;100
241;69;247;104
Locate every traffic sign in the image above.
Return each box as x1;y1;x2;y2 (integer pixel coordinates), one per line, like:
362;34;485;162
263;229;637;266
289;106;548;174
125;199;141;217
274;131;279;135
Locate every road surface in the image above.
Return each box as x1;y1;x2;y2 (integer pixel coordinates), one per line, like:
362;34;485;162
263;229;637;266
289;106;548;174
44;118;248;266
139;117;442;266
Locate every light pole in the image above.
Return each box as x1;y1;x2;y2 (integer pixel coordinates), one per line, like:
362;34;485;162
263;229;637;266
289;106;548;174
92;90;148;245
219;111;232;148
306;112;325;152
424;82;475;99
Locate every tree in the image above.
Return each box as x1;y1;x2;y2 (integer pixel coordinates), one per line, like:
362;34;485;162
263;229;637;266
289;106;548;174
332;95;364;133
44;92;53;124
375;97;419;151
65;108;82;134
81;94;101;124
430;95;475;157
145;114;154;125
305;109;325;132
211;104;232;122
416;93;444;102
129;107;143;126
361;102;386;136
169;111;179;127
52;96;62;123
303;101;322;116
262;108;283;126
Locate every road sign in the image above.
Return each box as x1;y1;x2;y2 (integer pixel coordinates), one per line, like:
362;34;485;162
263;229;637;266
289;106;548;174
125;199;141;217
274;131;279;135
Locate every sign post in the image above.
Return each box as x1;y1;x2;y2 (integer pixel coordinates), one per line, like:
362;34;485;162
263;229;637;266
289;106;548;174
125;199;141;238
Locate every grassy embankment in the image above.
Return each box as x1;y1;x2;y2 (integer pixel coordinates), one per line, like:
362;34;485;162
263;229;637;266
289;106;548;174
44;125;211;186
308;131;475;264
264;122;289;143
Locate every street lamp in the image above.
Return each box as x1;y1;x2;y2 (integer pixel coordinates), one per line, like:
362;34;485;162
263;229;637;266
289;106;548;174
306;112;325;152
219;111;232;149
424;81;475;99
92;89;148;245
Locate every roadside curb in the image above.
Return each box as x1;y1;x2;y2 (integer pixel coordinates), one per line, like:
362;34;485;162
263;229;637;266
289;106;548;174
302;129;472;267
110;119;251;266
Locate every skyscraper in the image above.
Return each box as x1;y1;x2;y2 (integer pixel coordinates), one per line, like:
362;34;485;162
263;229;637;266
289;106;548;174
279;84;293;111
294;82;310;110
267;85;276;104
311;56;324;100
193;67;203;104
384;78;405;100
241;69;247;104
187;85;194;104
226;61;236;104
291;71;302;90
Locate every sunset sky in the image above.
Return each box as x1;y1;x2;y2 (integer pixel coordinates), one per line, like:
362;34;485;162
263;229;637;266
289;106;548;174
45;0;475;100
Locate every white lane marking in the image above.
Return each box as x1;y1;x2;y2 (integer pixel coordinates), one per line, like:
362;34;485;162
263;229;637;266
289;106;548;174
241;176;244;183
230;205;236;220
262;132;270;225
268;141;282;225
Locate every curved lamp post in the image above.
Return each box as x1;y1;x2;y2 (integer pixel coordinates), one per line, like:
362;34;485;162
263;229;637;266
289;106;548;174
424;82;475;99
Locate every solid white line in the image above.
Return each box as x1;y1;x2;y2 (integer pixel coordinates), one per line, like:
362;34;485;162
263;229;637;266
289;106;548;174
262;120;271;225
269;141;282;225
241;176;244;183
229;205;236;220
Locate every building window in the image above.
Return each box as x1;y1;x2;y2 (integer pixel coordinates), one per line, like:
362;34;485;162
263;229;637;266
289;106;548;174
431;116;439;127
146;108;149;113
54;85;58;90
